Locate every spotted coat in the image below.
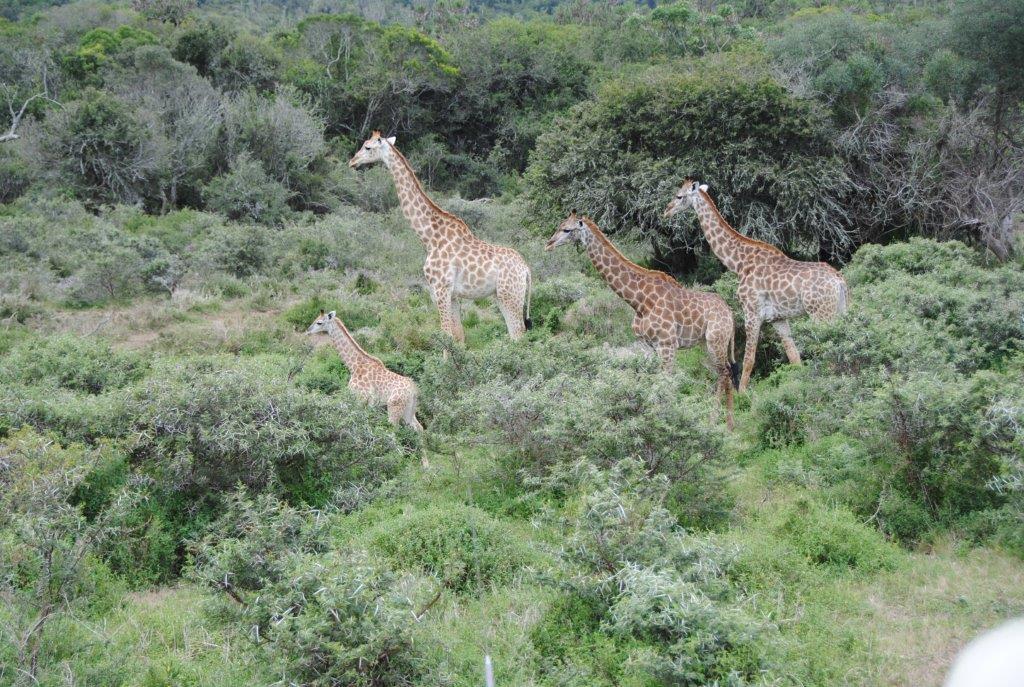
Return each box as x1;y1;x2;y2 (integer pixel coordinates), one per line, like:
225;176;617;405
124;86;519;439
546;213;736;430
666;180;850;392
349;132;532;342
307;311;423;433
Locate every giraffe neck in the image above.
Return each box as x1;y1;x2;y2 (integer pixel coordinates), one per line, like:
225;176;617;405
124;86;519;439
381;144;473;248
327;319;372;370
580;219;657;312
692;191;766;273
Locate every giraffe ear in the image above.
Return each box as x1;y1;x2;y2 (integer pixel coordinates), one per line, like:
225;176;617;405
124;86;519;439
699;184;709;192
327;310;336;319
386;136;396;145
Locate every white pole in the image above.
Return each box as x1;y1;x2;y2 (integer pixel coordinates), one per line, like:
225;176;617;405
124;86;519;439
484;654;495;687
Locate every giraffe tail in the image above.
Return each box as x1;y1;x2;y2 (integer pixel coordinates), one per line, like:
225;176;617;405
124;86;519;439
523;267;533;331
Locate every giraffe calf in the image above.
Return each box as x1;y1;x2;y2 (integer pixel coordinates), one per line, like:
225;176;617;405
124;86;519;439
306;310;424;434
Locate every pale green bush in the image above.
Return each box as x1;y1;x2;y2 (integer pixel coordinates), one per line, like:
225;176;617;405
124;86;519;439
192;491;422;687
128;359;405;502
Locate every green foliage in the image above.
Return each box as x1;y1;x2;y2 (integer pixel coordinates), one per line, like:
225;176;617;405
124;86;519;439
41;88;157;206
545;458;772;686
129;359;406;501
64;25;158;82
370;502;531;591
1;334;147;393
768;496;900;572
752;240;1023;544
428;340;728;525
951;0;1024;102
191;491;422;687
525;60;854;271
204;154;293;226
0;428;131;682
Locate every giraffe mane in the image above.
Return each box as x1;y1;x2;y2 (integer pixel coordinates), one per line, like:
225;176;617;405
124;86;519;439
389;145;474;235
699;191;786;256
581;217;680;287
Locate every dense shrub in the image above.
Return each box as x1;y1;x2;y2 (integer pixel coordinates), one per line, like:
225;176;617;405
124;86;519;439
192;491;422;686
752;240;1023;544
204;154;293;226
429;341;728;524
0;334;146;393
540;459;773;686
0;428;132;682
369;502;531;592
767;496;900;572
128;359;405;502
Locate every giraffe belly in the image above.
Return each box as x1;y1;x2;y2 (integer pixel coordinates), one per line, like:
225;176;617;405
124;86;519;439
757;294;802;321
453;269;496;299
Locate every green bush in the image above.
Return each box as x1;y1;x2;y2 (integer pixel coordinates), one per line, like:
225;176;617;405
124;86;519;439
429;342;727;524
370;502;531;592
768;497;901;572
549;459;772;686
192;491;422;687
204;155;293;226
752;240;1023;545
1;335;147;394
128;359;405;502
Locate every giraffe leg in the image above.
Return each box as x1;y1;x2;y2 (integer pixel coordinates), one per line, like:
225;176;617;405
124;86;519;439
386;396;404;426
739;315;762;393
430;282;464;344
657;345;676;373
496;292;526;340
496;270;528;340
772;320;802;365
707;327;734;431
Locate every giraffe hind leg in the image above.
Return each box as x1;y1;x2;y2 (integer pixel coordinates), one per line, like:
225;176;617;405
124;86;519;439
739;315;762;393
771;320;801;365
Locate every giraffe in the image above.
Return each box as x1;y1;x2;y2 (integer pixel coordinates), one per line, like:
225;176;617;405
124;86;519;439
306;309;425;435
348;131;532;342
546;211;738;430
664;179;850;392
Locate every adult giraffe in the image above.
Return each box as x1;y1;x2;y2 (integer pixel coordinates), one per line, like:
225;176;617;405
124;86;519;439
546;211;737;430
665;179;849;392
349;131;532;341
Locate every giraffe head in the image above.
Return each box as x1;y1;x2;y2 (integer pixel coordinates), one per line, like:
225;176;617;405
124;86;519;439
348;131;397;169
545;210;588;251
664;179;709;217
306;309;337;334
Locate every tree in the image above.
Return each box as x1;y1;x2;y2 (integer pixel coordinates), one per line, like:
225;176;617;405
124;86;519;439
0;24;60;143
951;0;1024;141
525;61;854;274
283;14;458;141
108;46;223;210
40;88;160;205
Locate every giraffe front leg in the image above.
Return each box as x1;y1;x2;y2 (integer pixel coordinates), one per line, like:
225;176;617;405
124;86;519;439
430;282;465;344
739;315;762;393
772;320;802;365
656;344;676;373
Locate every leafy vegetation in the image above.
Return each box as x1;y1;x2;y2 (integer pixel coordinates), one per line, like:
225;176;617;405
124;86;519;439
1;1;1023;686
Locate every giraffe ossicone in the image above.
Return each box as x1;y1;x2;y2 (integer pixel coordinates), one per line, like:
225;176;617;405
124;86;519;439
349;131;532;342
665;178;850;391
546;212;737;430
